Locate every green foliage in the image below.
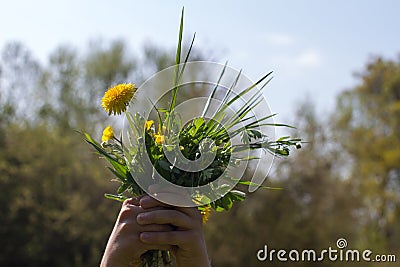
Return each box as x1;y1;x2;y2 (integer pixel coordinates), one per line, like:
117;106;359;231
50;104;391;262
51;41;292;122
334;56;400;252
205;103;360;267
203;57;400;266
0;42;42;123
85;40;136;90
88;14;300;214
0;124;119;266
1;28;399;267
84;131;144;199
0;39;186;266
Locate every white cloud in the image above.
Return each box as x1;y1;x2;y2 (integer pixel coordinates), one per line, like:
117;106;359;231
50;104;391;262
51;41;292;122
295;50;322;67
253;33;294;46
265;33;294;46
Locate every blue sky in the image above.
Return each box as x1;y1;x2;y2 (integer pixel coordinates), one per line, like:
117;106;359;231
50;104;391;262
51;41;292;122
1;0;399;125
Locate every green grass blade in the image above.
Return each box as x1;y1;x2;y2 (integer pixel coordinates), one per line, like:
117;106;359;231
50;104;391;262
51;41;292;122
201;61;228;117
104;194;128;202
177;32;196;82
238;180;282;190
169;7;185;114
210;71;273;126
225;71;273;109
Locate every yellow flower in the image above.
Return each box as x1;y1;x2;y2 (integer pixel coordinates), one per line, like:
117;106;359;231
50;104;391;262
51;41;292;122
154;134;165;144
201;206;211;224
145;120;154;131
101;83;137;115
193;196;210;224
158;125;167;134
102;126;114;142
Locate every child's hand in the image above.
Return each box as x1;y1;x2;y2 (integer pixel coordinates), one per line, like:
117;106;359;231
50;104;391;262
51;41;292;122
100;197;174;267
138;195;210;267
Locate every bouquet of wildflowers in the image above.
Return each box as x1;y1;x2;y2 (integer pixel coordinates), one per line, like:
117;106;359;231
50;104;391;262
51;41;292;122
84;8;300;267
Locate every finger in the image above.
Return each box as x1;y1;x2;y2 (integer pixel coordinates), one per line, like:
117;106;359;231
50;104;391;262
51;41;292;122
174;206;202;220
144;192;200;210
139;223;174;232
140;195;172;209
140;194;199;214
118;203;162;223
124;195;144;206
140;231;197;246
150;192;191;208
147;186;194;207
140;197;202;224
148;184;187;196
140;195;202;222
137;209;193;229
119;203;142;223
120;202;171;223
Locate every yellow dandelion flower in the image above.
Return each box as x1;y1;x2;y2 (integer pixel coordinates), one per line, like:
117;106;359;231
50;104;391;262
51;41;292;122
201;206;211;224
101;83;137;115
102;125;114;142
145;120;154;131
154;134;165;144
158;125;167;134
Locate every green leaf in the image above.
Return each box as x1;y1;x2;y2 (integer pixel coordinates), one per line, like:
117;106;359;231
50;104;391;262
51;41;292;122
210;199;225;212
106;166;127;182
237;155;261;161
158;160;171;171
201;61;228;117
221;194;233;210
175;7;184;73
169;7;185;113
117;183;130;194
104;194;128;202
108;159;128;178
238;180;282;190
229;190;246;201
177;32;196;84
277;136;291;141
84;132;119;162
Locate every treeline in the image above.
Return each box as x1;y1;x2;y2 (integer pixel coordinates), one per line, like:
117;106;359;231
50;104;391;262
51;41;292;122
204;55;400;267
0;40;180;267
0;40;399;266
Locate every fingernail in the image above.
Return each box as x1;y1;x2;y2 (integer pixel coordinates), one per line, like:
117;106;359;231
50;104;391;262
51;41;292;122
137;213;146;223
140;232;150;241
139;195;150;205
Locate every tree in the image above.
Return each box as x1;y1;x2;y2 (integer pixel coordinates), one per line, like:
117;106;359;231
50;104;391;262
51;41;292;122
0;38;212;266
204;102;362;267
0;123;122;267
0;42;41;123
335;56;400;254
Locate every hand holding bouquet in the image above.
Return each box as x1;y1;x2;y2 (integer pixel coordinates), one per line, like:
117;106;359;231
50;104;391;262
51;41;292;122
85;8;300;267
